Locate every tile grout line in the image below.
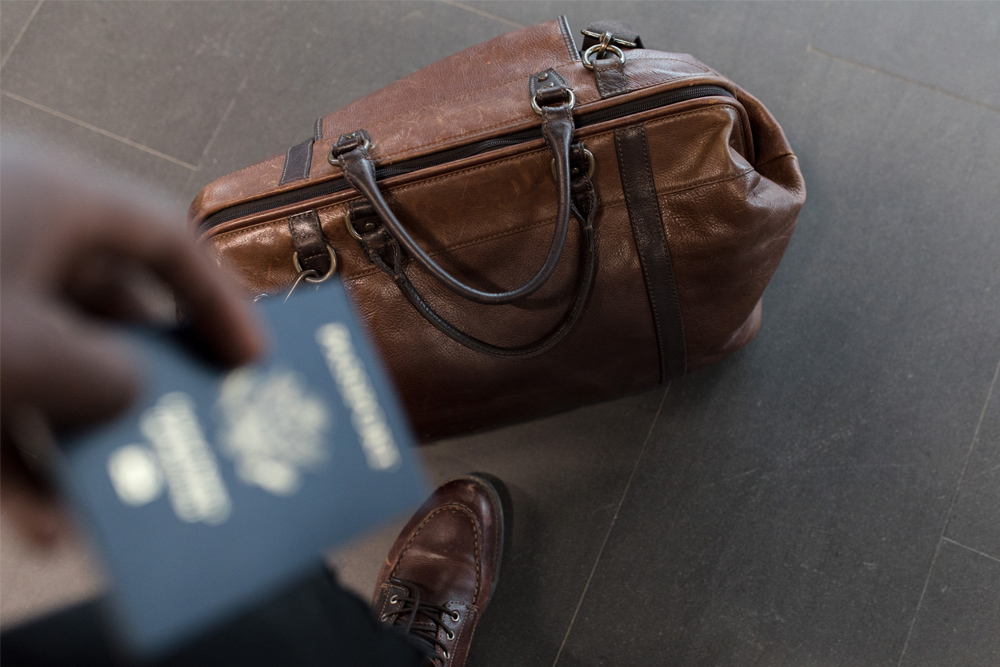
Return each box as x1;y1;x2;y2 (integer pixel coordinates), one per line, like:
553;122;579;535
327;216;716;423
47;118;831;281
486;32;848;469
941;537;1000;565
805;0;830;50
806;46;1000;114
552;383;672;667
184;74;250;190
896;353;1000;667
0;0;43;71
781;0;828;113
0;90;197;170
435;0;525;29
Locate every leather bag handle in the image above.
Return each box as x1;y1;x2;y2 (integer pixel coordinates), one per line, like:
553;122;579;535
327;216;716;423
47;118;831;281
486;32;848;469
355;174;597;357
331;85;577;306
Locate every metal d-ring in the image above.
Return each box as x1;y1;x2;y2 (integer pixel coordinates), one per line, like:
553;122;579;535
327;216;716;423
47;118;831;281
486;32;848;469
344;208;362;241
550;147;595;180
531;88;576;116
285;244;335;302
582;43;626;71
292;243;337;283
344;208;382;241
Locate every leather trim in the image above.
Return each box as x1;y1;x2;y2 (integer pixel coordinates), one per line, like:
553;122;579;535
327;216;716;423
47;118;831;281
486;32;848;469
287;210;330;274
279;137;314;185
557;15;580;61
594;57;629;98
614;124;687;379
528;68;569;101
313;116;323;142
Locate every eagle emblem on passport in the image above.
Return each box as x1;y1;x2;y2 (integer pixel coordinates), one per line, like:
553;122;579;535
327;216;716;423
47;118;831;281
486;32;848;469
216;367;331;496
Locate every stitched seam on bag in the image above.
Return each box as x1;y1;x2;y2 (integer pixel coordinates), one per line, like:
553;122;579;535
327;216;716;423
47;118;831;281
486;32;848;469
376;71;709;160
642;128;689;374
617;51;713;72
344;203;627;281
389;506;481;601
213;218;285;242
211;109;751;244
635;131;667;355
558;16;580;62
318;62;714;165
397;87;735;160
339;167;757;281
343;217;569;279
331;105;742;206
212;163;752;248
279;145;293;185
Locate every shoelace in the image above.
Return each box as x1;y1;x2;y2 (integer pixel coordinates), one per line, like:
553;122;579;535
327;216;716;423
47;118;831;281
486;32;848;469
381;579;461;667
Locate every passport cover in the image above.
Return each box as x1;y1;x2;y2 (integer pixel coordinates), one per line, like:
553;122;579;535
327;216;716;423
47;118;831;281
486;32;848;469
56;281;429;655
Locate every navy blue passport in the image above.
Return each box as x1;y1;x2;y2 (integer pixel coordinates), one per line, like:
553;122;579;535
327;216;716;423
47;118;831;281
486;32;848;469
57;281;428;655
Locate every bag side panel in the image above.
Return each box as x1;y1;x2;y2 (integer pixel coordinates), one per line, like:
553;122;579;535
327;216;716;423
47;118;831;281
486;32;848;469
653;89;805;370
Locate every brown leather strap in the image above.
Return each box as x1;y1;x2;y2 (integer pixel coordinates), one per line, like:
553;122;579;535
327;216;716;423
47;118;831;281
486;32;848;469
351;149;598;357
614;125;686;379
332;75;579;306
593;58;629;98
581;21;642;99
287;210;331;275
279;137;315;185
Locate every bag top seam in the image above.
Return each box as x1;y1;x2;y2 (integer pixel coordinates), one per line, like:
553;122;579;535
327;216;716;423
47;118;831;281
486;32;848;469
209;104;749;243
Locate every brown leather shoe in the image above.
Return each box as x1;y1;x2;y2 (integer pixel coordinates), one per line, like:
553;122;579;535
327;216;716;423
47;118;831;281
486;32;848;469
373;474;505;667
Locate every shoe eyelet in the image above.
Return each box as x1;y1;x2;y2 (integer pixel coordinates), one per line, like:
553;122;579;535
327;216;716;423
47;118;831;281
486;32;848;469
446;629;455;641
443;649;450;659
380;614;388;622
389;595;398;604
450;611;461;622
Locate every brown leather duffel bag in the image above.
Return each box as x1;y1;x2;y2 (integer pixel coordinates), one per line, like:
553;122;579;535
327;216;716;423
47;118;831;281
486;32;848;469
190;18;805;440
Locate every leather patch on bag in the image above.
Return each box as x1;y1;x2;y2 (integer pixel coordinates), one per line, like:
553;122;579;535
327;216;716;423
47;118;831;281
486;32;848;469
279;137;314;186
529;68;570;102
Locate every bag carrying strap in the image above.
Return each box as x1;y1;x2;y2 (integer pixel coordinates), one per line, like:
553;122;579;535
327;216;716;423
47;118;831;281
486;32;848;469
350;152;597;357
328;73;599;357
331;72;578;306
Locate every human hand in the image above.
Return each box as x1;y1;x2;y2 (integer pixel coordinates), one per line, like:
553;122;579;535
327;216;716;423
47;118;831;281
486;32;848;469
1;141;267;545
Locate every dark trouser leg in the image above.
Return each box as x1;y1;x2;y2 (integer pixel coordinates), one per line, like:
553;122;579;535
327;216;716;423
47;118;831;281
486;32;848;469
1;566;426;667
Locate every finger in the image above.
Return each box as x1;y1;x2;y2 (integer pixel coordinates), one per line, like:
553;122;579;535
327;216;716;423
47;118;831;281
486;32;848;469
65;254;177;325
77;198;268;367
1;295;140;427
3;152;267;366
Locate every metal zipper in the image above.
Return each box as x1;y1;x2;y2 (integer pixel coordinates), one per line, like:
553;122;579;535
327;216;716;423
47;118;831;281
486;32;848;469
199;84;734;232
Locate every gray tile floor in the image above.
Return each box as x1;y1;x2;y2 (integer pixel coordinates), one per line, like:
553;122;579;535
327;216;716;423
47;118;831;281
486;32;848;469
1;2;998;665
